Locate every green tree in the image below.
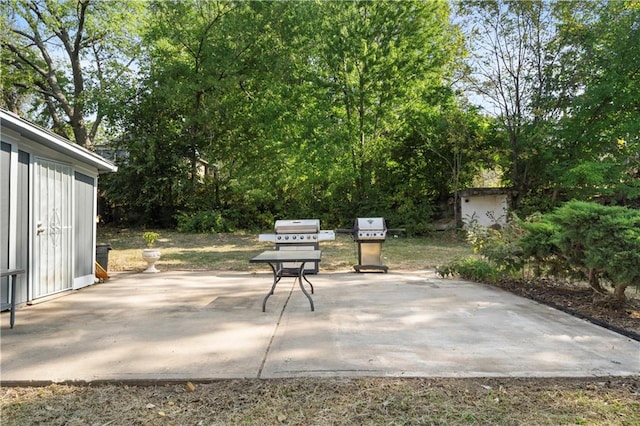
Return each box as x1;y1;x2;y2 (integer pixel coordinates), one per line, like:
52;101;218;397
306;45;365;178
104;0;467;229
310;0;463;210
385;102;498;229
1;0;144;147
457;0;562;206
103;0;298;226
552;0;640;203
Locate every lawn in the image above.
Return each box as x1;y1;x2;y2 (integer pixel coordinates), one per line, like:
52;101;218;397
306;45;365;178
97;227;474;273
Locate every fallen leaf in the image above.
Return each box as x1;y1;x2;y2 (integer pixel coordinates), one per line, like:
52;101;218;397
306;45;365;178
186;382;196;392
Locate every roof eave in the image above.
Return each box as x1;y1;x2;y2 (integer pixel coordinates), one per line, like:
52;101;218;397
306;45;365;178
1;110;117;173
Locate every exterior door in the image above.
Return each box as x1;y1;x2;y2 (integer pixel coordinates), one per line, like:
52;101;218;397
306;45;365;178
32;158;73;299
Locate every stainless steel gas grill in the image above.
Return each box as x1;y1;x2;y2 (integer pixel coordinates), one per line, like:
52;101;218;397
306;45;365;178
337;217;403;273
258;219;335;274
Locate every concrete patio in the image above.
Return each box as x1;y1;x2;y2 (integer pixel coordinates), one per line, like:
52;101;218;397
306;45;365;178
1;270;638;384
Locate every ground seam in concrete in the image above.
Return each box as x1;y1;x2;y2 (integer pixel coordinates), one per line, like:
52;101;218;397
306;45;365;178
257;281;295;379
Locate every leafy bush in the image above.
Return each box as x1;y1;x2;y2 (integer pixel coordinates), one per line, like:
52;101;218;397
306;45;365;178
463;218;525;275
523;201;640;303
142;231;159;248
436;257;499;283
439;201;640;305
518;214;571;278
175;210;233;233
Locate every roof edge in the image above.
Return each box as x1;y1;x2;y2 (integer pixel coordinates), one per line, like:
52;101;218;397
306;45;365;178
1;109;117;173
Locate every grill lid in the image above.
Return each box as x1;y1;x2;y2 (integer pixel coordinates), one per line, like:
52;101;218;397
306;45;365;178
354;217;387;241
355;217;386;231
274;219;320;234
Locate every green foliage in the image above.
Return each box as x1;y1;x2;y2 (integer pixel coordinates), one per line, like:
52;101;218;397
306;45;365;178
439;201;640;304
596;209;640;289
2;0;145;146
175;211;232;234
142;232;159;248
535;0;640;206
519;201;640;301
518;215;569;277
458;0;640;212
95;0;469;231
549;201;606;277
436;217;525;283
10;0;640;230
464;219;525;274
554;201;640;293
436;257;499;283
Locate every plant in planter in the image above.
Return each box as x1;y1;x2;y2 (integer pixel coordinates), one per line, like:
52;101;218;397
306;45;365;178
142;231;161;273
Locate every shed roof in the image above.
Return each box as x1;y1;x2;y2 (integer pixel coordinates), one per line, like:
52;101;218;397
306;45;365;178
459;187;517;197
1;109;117;173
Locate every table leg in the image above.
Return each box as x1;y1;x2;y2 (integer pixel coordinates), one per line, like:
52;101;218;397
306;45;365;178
10;274;16;329
262;262;281;312
302;273;314;294
297;262;315;312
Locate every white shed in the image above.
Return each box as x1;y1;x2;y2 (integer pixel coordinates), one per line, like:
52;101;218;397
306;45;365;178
1;110;117;310
460;188;515;229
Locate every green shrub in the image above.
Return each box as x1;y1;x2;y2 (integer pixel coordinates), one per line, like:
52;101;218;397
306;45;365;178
464;218;525;275
175;210;233;233
525;200;640;302
519;214;569;278
436;257;499;283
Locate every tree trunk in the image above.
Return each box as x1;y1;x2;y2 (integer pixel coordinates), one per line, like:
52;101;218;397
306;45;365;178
613;283;628;303
588;268;607;294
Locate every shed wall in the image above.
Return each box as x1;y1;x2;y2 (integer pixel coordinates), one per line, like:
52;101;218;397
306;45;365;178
1;143;9;304
74;172;96;288
461;194;509;228
1;132;102;306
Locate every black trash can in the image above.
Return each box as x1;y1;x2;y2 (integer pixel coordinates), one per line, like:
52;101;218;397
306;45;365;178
96;243;112;271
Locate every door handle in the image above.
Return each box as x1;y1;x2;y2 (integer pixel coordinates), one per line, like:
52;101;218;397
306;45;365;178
36;223;46;235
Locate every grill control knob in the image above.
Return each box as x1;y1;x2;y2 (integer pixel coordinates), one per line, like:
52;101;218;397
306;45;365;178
277;236;282;240
293;235;297;240
285;236;289;240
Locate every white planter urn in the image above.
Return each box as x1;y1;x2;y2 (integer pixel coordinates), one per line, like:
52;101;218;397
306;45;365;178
142;248;161;273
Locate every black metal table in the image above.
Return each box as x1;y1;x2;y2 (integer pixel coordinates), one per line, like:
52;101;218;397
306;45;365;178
1;268;25;329
250;250;321;312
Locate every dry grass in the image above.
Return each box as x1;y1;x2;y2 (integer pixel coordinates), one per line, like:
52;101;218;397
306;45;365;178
97;228;473;273
2;377;639;425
